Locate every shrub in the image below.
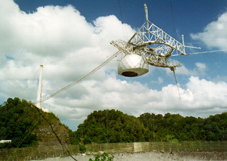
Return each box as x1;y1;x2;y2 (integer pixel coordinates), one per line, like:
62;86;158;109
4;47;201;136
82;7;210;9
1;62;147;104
89;152;114;161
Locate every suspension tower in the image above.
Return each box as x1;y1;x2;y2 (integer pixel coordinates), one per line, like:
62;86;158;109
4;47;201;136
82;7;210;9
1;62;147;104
36;64;43;108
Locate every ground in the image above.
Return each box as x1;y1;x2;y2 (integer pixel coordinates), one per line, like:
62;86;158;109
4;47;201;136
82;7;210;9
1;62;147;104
31;151;227;161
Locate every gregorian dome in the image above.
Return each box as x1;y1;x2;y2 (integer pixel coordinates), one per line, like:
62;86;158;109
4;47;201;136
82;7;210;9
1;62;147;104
118;54;149;77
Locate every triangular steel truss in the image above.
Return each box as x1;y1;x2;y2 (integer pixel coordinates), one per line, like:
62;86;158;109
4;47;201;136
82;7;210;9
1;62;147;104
111;4;190;69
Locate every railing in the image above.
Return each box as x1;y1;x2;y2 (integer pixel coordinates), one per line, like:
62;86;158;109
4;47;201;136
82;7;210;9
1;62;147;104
85;141;227;153
0;141;227;161
0;144;79;161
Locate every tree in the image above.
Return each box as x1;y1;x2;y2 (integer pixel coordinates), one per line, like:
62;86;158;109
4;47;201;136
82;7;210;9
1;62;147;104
0;97;70;148
74;109;151;144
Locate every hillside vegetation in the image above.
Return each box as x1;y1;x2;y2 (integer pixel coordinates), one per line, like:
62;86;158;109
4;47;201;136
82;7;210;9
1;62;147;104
0;97;70;149
72;109;152;144
1;97;227;149
72;109;227;144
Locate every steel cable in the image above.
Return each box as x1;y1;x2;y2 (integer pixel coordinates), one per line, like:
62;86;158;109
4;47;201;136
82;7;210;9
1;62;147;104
36;51;121;105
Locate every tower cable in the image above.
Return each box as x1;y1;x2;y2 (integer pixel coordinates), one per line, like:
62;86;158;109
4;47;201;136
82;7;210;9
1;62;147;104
172;69;181;99
32;104;78;161
36;51;121;104
170;0;177;37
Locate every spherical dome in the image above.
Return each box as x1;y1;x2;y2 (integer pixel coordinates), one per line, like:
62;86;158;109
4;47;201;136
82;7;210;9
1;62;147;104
118;54;149;77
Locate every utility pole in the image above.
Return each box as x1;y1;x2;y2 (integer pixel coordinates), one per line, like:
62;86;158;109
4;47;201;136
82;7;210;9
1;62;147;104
36;65;43;108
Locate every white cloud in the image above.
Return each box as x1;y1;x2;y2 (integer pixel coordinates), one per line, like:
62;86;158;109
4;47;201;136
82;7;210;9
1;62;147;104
151;77;163;84
0;4;93;57
181;77;227;112
40;74;227;127
0;79;38;101
191;12;227;50
157;77;164;84
0;0;134;99
213;75;227;83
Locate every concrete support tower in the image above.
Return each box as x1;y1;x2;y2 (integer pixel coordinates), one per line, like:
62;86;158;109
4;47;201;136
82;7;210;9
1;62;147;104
36;65;43;108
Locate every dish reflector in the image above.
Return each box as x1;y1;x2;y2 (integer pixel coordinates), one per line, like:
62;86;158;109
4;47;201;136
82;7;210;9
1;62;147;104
118;54;149;77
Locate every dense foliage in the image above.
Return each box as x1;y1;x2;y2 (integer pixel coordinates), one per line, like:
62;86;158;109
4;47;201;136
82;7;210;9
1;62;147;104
0;97;61;148
139;112;227;141
72;109;227;145
1;97;227;148
72;109;152;144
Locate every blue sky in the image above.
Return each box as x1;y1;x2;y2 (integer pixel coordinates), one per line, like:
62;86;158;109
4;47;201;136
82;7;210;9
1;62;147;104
1;0;227;130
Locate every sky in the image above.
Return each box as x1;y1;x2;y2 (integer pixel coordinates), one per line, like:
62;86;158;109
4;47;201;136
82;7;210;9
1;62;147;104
1;0;227;130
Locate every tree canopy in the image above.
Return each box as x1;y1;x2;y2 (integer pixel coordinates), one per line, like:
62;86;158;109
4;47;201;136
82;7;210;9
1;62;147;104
0;97;66;148
0;98;39;148
1;97;227;148
72;109;152;144
72;110;227;144
138;112;227;141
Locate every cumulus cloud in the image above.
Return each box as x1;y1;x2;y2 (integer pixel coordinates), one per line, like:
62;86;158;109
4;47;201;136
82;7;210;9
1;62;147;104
183;77;227;111
0;3;93;57
0;0;134;100
41;74;227;126
213;75;227;83
151;77;163;84
191;12;227;50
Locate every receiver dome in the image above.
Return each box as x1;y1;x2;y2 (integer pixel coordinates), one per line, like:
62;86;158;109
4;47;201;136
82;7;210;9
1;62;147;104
118;54;149;77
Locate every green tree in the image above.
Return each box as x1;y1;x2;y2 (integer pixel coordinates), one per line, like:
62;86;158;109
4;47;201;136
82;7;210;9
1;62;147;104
74;109;151;144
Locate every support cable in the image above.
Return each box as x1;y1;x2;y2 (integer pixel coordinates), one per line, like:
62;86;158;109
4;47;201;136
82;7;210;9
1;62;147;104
171;68;181;99
172;49;227;56
118;0;127;60
37;51;121;104
5;104;77;160
188;49;227;55
170;0;177;37
32;104;78;161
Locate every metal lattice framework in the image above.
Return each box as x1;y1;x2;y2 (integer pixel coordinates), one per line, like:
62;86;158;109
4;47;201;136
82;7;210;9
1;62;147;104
111;4;194;70
128;19;186;55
